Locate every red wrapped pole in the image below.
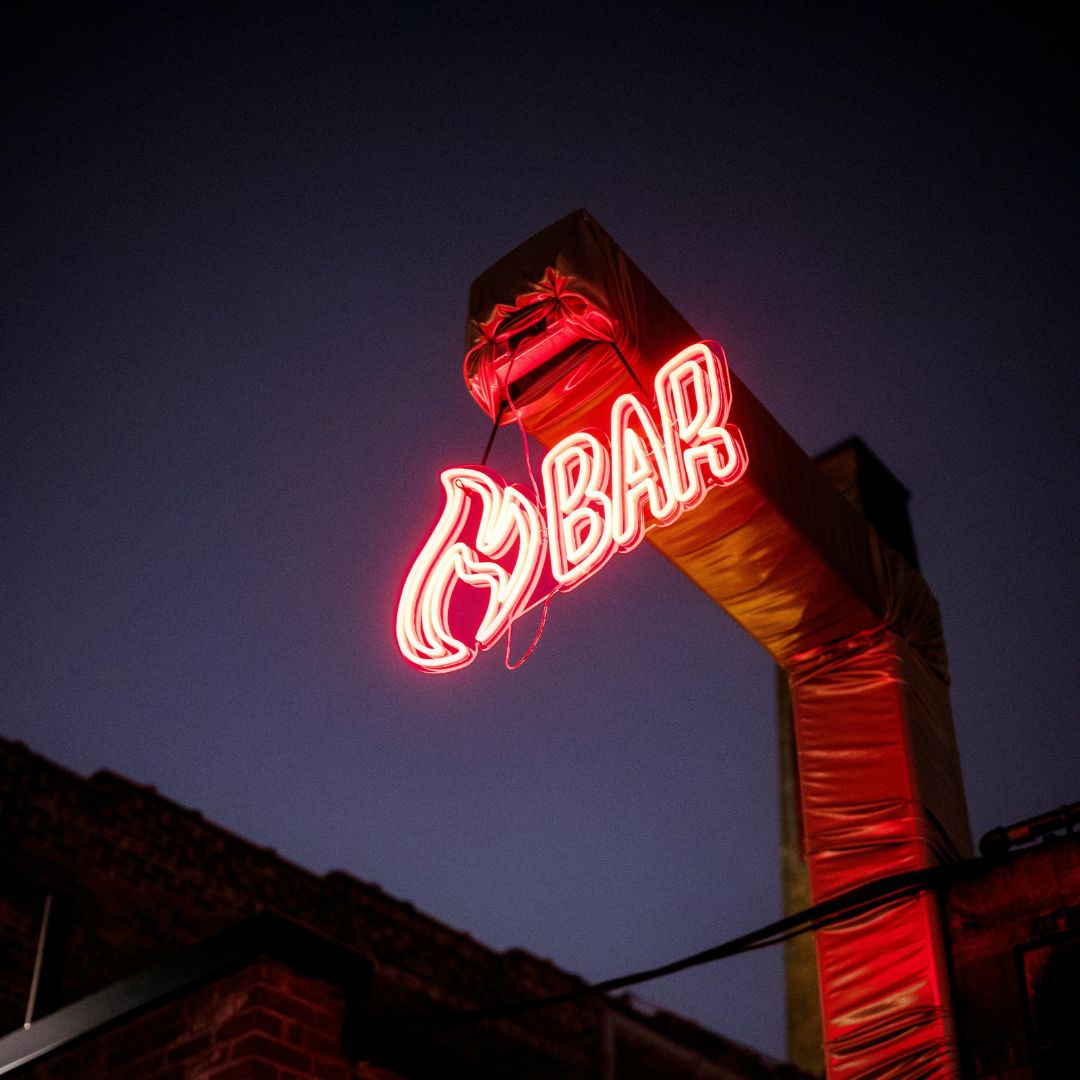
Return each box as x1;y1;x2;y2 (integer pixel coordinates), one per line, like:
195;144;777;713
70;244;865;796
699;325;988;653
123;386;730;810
464;211;971;1078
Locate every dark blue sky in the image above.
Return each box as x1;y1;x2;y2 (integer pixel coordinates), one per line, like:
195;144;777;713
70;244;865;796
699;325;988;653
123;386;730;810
4;2;1077;1059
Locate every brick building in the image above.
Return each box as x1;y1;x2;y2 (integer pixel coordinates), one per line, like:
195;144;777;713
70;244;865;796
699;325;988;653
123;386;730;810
0;737;810;1078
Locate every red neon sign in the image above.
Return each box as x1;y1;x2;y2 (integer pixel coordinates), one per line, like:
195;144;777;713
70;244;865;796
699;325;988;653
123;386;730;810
396;342;748;673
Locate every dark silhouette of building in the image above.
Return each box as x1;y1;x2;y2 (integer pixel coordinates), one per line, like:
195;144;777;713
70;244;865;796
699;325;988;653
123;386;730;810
0;737;812;1078
947;806;1080;1077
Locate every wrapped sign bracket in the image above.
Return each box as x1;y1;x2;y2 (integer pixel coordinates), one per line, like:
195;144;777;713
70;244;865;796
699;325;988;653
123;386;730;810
402;210;972;1079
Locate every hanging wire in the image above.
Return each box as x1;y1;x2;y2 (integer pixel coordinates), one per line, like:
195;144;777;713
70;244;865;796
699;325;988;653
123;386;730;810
493;350;553;668
610;339;648;396
504;595;552;670
496;356;544;507
475;331;644;670
477;335;645;469
480;402;508;467
410;862;966;1026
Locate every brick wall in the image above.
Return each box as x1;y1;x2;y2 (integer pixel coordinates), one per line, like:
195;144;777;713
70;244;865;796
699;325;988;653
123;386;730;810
25;959;354;1079
946;835;1080;1078
0;737;515;1029
0;737;805;1078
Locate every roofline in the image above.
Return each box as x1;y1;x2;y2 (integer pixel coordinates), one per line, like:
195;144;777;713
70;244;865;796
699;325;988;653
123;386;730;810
0;912;371;1075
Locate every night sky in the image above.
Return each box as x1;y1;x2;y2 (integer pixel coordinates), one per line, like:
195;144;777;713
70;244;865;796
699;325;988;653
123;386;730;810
4;2;1077;1060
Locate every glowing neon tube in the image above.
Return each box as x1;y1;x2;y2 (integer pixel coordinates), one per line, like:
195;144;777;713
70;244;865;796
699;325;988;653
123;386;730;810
397;342;747;673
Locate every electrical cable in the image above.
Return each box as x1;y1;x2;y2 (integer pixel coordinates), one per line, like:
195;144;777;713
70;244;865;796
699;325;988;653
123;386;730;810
610;340;648;396
498;357;553;668
416;861;969;1026
479;402;508;467
474;334;643;670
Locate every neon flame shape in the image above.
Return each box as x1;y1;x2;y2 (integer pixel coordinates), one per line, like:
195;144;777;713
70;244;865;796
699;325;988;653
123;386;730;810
397;342;747;673
395;468;546;674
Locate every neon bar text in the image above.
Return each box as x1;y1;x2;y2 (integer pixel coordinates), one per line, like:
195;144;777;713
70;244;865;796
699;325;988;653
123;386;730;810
396;342;748;673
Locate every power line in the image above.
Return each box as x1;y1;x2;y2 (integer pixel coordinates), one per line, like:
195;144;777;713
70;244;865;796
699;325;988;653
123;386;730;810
423;862;968;1026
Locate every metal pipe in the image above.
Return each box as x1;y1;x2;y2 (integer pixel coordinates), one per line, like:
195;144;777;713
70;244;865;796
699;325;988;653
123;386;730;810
978;801;1080;857
23;893;52;1029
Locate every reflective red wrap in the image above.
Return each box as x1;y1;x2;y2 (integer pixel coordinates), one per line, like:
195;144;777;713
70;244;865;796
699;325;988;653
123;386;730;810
466;211;971;1079
788;629;965;1077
